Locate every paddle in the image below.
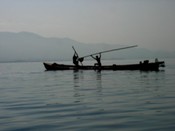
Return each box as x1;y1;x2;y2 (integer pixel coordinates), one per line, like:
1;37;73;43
72;46;78;56
79;45;138;59
72;46;84;64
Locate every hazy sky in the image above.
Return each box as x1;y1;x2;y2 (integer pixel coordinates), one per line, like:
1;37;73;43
0;0;175;51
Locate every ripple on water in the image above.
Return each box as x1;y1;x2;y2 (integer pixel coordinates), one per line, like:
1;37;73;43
0;61;175;131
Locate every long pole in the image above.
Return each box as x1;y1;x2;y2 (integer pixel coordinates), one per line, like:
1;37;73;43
79;45;137;59
72;46;84;65
72;46;78;56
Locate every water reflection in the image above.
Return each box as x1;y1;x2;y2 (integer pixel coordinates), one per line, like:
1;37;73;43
138;71;166;103
73;70;84;88
95;71;103;94
73;71;103;103
139;70;166;87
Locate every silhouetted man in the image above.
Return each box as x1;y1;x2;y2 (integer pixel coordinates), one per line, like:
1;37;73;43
73;52;79;66
91;53;101;67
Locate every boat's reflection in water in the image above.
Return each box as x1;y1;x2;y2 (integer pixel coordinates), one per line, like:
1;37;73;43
73;70;103;104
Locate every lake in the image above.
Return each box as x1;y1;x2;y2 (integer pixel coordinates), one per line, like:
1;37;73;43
0;59;175;131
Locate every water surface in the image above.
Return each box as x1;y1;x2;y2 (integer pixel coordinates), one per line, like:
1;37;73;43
0;59;175;131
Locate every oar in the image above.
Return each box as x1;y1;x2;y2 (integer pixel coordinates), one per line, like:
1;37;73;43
79;45;138;59
72;46;78;56
72;46;84;64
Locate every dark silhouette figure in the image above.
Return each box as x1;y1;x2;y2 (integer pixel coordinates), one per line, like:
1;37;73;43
91;53;101;68
73;52;79;66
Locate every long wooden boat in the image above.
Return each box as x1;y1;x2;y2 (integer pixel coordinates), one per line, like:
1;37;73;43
43;60;165;71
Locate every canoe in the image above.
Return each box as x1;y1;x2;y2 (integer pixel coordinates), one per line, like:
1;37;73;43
43;60;165;71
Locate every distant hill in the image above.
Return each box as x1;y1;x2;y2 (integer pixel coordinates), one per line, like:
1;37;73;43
0;32;174;62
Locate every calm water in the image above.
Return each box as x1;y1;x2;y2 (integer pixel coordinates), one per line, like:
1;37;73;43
0;59;175;131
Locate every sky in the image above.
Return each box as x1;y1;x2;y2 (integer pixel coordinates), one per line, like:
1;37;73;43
0;0;175;51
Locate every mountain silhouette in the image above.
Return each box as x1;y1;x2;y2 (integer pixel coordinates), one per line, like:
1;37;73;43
0;32;174;62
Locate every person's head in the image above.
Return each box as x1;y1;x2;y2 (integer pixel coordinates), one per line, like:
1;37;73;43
96;56;98;59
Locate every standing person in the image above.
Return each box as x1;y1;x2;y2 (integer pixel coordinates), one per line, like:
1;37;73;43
73;52;79;66
91;53;101;67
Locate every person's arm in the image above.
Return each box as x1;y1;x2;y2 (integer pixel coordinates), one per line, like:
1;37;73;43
99;53;101;59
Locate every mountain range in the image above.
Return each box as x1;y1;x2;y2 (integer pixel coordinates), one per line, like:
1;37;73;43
0;32;174;62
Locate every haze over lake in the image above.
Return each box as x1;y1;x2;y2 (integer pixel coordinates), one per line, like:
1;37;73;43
1;0;175;54
1;1;175;130
0;32;175;63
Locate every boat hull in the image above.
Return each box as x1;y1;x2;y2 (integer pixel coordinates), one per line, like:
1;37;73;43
43;61;165;71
